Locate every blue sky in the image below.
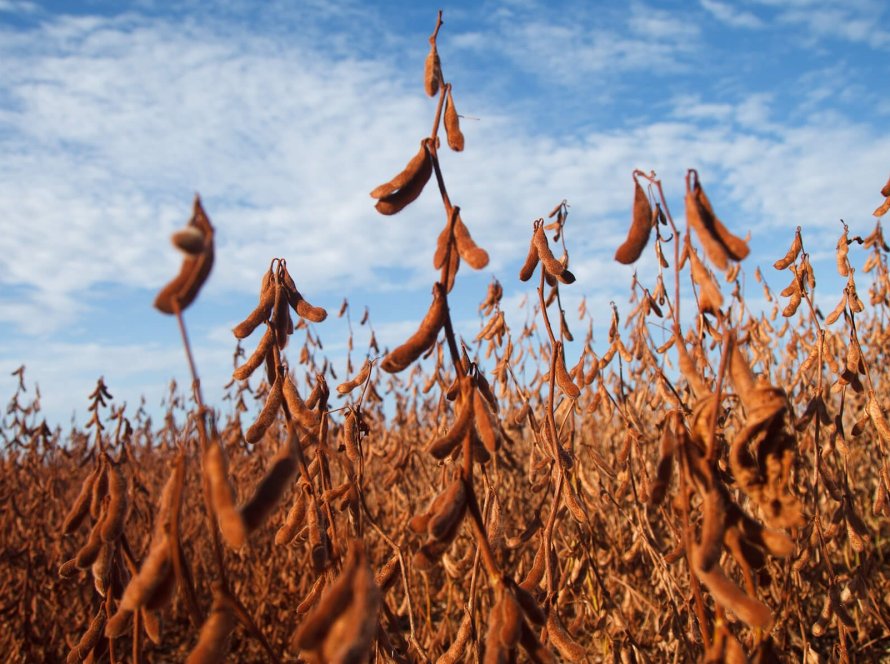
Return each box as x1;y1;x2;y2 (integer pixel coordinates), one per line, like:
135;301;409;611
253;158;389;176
1;0;888;426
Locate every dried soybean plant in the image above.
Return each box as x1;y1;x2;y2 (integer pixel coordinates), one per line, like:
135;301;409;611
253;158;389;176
368;10;559;662
7;12;890;664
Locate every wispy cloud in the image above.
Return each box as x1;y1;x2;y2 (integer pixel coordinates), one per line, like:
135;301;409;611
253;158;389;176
700;0;765;29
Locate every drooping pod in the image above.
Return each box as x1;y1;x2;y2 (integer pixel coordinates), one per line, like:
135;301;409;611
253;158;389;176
62;466;100;534
381;283;447;373
282;267;328;323
444;86;464;151
427;384;474;459
239;430;299;533
154;195;215;314
424;39;442;97
233;270;275;338
100;461;127;542
245;374;283;444
204;437;247;549
453;208;489;269
106;464;180;637
519;227;541;282
372;139;433;215
233;326;274;381
336;359;372;395
685;170;749;271
533;225;575;284
185;588;236;664
66;607;106;664
546;610;586;662
614;176;653;264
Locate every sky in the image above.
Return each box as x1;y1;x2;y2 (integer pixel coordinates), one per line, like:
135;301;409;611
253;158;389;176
1;0;888;428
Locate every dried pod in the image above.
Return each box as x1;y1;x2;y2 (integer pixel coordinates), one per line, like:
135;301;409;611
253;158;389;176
685;171;749;271
519;229;541;282
782;285;802;318
371;140;431;199
63;466;99;534
336;359;372;395
307;493;329;572
563;481;588;524
444;86;464;151
436;612;472;664
275;486;308;546
291;540;361;650
373;140;433;215
688;247;723;315
319;543;381;663
554;343;580;398
695;559;772;629
90;463;108;519
233;271;275;338
428;387;474;459
773;231;802;270
867;393;890;447
341;408;361;462
473;389;500;453
107;467;180;634
497;589;522;649
185;589;236;664
534;226;575;284
240;432;299;532
427;479;467;540
245;374;283;444
100;462;127;542
233;326;274;381
154;195;215;314
825;293;847;326
696;489;726;572
282;269;327;323
205;438;247;549
424;41;442;97
836;230;850;276
546;611;586;662
453;208;489;269
283;375;320;431
66;608;106;664
58;558;78;578
520;540;546;591
381;283;446;373
75;518;105;569
614;177;653;264
375;553;402;593
649;417;677;505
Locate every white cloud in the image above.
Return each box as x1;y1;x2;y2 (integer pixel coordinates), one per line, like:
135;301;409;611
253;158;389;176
700;0;765;29
451;2;701;86
0;0;38;13
753;0;889;48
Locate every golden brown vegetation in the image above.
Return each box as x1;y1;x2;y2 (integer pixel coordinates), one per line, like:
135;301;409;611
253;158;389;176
3;10;890;663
